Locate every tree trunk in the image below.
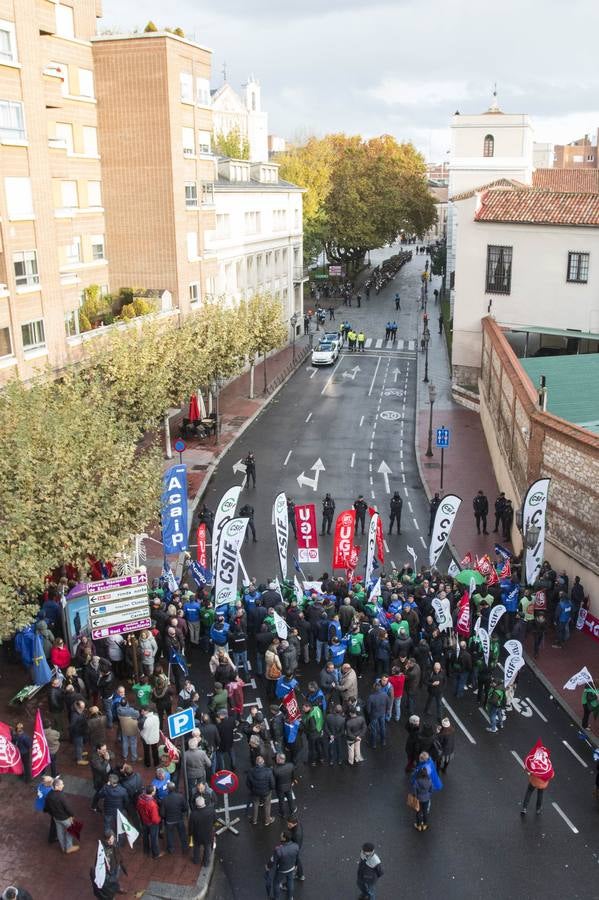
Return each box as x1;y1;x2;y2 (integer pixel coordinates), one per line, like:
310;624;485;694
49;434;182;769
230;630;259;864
164;411;172;459
263;351;268;393
249;359;255;399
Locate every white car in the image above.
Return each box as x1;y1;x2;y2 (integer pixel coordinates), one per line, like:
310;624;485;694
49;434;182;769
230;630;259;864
312;338;340;366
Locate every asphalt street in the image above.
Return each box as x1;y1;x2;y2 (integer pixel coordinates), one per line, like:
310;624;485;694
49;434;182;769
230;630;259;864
190;251;599;900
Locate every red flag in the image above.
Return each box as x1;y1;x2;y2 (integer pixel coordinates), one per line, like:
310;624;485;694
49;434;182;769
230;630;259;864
524;739;555;782
333;510;356;570
460;551;473;568
295;503;319;564
534;590;547;611
456;592;471;636
486;566;499;587
196;524;207;568
159;730;180;763
475;554;493;576
189;394;200;421
368;507;385;564
282;690;301;723
344;544;360;581
0;721;23;775
499;558;512;579
31;709;50;778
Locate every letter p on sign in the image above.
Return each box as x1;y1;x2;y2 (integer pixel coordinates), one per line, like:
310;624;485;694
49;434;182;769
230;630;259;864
167;707;194;739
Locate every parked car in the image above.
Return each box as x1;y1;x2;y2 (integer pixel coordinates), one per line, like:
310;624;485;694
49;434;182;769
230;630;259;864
312;338;340;366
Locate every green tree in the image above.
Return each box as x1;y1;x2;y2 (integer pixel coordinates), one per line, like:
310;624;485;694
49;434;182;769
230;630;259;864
278;137;335;262
144;20;158;32
239;293;288;395
213;127;250;161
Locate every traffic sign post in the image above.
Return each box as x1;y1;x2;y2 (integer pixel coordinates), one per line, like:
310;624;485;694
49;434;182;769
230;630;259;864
167;708;195;740
174;438;186;464
88;573;150;641
435;426;450;491
211;770;240;835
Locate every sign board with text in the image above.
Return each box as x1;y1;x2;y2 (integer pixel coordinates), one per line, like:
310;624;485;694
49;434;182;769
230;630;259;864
89;573;150;640
436;427;450;449
294;503;319;564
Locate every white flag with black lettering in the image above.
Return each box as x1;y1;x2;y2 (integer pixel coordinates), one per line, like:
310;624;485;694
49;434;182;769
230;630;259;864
365;513;379;587
273;492;288;581
212;485;242;570
429;495;462;569
432;597;452;632
521;478;551;586
563;666;594;690
478;627;490;665
504;653;525;687
214;516;248;611
488;604;506;637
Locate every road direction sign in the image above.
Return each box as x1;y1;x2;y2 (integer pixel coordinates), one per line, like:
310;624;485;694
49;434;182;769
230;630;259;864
211;770;239;795
87;572;149;641
436;427;450;448
167;707;195;739
377;460;392;493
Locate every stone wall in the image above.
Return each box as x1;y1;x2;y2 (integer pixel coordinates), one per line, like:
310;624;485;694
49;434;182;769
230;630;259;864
480;316;599;609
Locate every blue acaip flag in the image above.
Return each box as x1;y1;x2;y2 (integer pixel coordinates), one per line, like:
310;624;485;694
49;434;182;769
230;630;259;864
494;543;513;560
169;648;189;676
284;719;300;744
188;559;213;589
293;557;302;574
32;632;53;685
161;464;188;554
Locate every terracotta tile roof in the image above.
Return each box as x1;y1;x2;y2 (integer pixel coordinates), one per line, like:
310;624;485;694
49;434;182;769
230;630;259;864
532;168;599;193
450;178;527;201
475;189;599;226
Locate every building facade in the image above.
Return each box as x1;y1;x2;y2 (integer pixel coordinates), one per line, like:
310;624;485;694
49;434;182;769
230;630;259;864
92;31;217;318
0;0;107;382
206;158;304;329
554;131;599;169
451;182;599;387
211;78;268;163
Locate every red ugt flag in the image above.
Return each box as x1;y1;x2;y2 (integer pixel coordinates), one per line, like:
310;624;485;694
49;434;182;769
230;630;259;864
456;592;471;637
31;709;50;778
196;524;207;568
0;721;24;775
282;690;301;723
333;510;356;570
524;739;555;782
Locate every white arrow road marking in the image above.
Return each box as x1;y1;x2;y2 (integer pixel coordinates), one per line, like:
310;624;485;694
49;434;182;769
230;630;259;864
392;368;401;383
342;365;361;380
232;459;247;475
297;458;326;491
377;460;392;493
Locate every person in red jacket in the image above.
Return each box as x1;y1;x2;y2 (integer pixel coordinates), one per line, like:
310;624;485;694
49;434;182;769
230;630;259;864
136;786;163;859
388;667;405;722
50;638;71;671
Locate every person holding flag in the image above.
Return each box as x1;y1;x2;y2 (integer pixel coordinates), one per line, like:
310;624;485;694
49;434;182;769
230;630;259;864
521;739;555;816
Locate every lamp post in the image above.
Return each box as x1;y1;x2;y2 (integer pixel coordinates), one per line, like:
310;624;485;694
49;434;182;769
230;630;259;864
290;312;298;363
425;382;437;458
423;328;431;383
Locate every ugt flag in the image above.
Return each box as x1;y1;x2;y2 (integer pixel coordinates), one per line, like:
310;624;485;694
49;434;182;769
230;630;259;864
31;709;50;778
0;721;23;775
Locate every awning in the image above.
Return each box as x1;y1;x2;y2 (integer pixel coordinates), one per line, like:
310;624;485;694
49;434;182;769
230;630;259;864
500;323;599;342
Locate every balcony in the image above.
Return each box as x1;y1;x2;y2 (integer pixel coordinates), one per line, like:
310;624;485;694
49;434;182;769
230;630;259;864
48;137;68;151
293;266;309;283
43;66;64;109
201;183;215;207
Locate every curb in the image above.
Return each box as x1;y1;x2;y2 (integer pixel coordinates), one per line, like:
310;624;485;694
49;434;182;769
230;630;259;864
524;651;599;749
142;850;215;900
187;344;311;524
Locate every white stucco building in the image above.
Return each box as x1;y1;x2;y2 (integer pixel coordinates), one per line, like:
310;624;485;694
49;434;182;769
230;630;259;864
211;77;269;163
204;158;305;332
452;179;599;386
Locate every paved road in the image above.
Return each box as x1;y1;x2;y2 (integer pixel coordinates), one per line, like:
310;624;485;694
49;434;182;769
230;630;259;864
188;251;599;899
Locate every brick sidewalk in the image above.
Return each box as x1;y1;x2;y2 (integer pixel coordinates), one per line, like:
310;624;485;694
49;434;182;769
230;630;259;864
414;275;598;741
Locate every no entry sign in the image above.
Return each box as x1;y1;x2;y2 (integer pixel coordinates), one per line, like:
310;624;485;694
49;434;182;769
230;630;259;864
211;770;239;795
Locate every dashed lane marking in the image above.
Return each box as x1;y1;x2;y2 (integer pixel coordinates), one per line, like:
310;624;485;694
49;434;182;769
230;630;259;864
478;707;490;723
552;802;579;834
383;540;389;552
305;412;312;423
511;750;525;768
562;740;588;768
442;698;476;745
412;517;419;529
359;415;364;427
524;697;548;723
283;451;292;466
368;357;382;397
419;536;426;548
350;453;355;468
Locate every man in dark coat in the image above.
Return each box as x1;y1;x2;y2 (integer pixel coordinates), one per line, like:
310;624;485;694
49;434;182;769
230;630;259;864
188;796;215;865
473;490;489;535
160;782;187;854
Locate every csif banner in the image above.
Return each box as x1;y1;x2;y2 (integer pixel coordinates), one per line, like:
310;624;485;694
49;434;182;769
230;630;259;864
213;516;248;610
432;596;452;632
273;492;289;581
294;503;319;564
429;494;462;569
212;485;242;570
365;512;380;587
333;509;356;570
161;465;188;554
521;478;551;586
368;507;385;564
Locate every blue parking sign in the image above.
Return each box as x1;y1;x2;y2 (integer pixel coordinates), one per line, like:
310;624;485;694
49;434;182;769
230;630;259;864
436;427;450;449
167;707;195;739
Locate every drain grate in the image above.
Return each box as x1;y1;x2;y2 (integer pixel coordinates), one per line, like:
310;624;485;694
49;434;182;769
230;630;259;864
192;464;209;471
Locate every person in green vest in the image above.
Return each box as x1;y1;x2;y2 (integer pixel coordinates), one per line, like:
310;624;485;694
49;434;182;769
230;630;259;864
489;635;501;668
302;702;325;766
519;590;535;630
582;683;599;730
132;675;152;708
199;602;215;653
347;627;366;675
486;679;506;733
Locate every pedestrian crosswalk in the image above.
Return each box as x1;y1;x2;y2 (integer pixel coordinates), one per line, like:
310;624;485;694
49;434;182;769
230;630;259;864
363;338;415;351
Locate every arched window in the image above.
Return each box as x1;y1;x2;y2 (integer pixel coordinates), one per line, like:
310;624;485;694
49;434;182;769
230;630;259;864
483;134;494;157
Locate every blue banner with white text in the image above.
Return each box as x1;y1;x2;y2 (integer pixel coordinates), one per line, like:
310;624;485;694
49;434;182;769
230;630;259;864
161;464;188;554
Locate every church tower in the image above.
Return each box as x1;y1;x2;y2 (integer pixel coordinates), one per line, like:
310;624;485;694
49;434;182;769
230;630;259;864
244;76;268;162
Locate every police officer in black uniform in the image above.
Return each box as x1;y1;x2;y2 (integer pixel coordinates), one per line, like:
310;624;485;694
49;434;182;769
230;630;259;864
428;492;441;536
389;491;403;535
353;495;368;536
493;492;506;533
473;490;489;535
287;497;297;539
197;503;214;537
244;451;256;488
239;503;257;542
321;494;335;535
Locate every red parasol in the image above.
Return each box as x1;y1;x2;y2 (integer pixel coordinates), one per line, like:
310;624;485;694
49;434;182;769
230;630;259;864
189;395;200;421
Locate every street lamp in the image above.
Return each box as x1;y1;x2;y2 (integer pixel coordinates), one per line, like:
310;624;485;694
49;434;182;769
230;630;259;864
290;312;298;363
423;328;431;383
425;382;437;457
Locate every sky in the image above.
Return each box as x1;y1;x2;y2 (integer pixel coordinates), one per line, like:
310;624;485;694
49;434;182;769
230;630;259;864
102;0;599;161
